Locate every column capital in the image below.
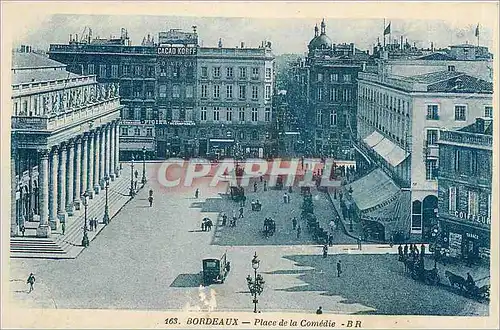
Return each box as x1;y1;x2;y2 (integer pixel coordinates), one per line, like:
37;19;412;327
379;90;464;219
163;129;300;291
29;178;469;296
75;135;84;144
59;142;68;151
38;148;51;158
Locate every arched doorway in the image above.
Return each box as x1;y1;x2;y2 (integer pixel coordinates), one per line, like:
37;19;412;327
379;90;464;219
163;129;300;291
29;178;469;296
422;195;438;240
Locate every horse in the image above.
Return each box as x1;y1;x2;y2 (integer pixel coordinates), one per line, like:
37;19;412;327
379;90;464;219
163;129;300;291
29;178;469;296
445;270;466;290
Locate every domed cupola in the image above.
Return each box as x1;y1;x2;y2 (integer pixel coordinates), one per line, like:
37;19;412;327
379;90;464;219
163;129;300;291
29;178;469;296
308;19;332;50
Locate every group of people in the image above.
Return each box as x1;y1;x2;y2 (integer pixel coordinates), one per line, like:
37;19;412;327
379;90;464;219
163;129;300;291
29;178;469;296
88;217;99;232
251;199;262;211
263;218;276;237
201;218;213;231
398;243;426;261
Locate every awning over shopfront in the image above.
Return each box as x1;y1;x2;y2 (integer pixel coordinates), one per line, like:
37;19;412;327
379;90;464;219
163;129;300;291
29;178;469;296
363;131;384;148
348;168;400;211
347;168;411;238
363;131;409;167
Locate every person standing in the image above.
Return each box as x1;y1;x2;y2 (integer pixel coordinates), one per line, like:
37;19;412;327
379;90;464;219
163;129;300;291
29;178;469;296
322;244;328;258
61;222;66;235
149;196;154;207
94;217;98;231
357;236;362;250
254;182;258;193
420;244;426;258
328;234;334;247
404;244;409;257
292;217;297;230
89;218;94;232
195;189;199;199
283;193;288;204
316;306;323;314
398;244;403;261
27;273;35;293
238;207;244;219
263;181;267;191
20;225;26;237
296;225;301;239
222;213;227;226
336;260;342;277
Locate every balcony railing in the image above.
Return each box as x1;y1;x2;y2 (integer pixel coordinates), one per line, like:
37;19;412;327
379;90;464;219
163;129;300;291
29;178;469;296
49;44;157;55
439;130;492;148
12;97;121;131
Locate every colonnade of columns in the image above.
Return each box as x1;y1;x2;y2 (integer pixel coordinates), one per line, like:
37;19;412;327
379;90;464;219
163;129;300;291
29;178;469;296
33;120;120;238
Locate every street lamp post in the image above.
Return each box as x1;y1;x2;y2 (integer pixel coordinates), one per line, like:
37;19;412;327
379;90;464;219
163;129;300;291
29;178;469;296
82;191;89;247
130;156;136;197
103;176;110;225
246;252;265;313
141;146;147;185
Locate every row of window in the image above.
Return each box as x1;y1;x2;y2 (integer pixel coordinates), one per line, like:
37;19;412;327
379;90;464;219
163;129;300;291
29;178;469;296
448;187;491;224
156;127;266;141
316;87;353;102
200;84;272;100
121;127;153;136
360;87;410;117
427;104;493;121
201;66;272;80
158;85;194;98
200;107;271;122
317;73;352;83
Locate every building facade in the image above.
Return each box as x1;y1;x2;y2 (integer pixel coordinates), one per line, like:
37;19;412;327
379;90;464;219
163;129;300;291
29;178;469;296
292;20;369;159
437;118;492;262
196;42;275;159
49;27;276;159
355;68;493;240
11;49;122;237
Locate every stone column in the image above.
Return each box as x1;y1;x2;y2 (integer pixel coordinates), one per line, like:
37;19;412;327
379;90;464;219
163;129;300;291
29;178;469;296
106;124;111;179
87;131;95;198
81;134;88;198
99;128;106;189
103;125;109;178
10;147;18;237
109;122;116;181
115;121;120;177
36;149;51;238
49;146;59;230
93;129;101;194
73;137;82;210
66;140;75;216
57;144;68;223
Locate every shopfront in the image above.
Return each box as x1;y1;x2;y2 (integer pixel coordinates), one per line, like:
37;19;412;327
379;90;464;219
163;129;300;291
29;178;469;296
439;215;490;262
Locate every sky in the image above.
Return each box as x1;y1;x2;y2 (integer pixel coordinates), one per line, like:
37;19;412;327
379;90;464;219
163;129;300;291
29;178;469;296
13;14;495;55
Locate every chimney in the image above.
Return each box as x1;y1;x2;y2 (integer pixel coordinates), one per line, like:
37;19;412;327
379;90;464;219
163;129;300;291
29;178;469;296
70;34;72;42
351;43;355;55
76;34;78;42
218;38;223;48
400;36;403;50
241;42;245;48
431;42;434;51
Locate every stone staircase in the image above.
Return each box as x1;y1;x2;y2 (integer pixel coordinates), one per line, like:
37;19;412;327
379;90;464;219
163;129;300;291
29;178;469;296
10;167;141;259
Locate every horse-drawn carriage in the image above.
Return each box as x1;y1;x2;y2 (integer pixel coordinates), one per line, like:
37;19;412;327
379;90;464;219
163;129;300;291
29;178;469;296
445;271;490;301
230;186;245;202
263;218;276;238
401;256;440;286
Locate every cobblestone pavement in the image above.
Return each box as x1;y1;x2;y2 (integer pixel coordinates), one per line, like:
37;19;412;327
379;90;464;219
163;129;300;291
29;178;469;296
8;164;489;315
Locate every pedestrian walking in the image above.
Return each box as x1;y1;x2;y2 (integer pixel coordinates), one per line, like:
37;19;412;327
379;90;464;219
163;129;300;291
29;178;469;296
149;189;154;197
287;194;291;204
263;181;267;191
316;306;323;314
148;196;154;207
357;236;362;250
322;244;328;258
404;244;409;256
283;193;288;203
94;217;98;231
239;207;244;219
296;225;301;239
292;217;297;230
240;195;246;207
89;218;94;231
254;182;258;193
328;234;334;247
27;273;35;293
20;225;26;237
398;244;403;261
260;176;263;183
134;180;138;190
329;220;336;233
222;213;227;226
201;220;206;232
134;169;139;179
420;244;426;257
336;260;342;277
61;222;66;235
195;188;199;199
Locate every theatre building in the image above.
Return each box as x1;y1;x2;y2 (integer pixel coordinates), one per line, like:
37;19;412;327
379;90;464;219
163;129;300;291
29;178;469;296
11;48;122;237
437;118;492;262
196;40;276;159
